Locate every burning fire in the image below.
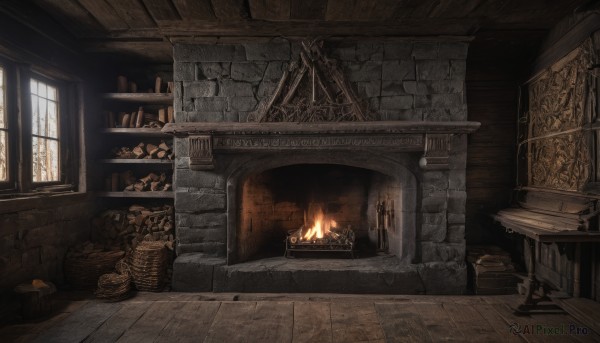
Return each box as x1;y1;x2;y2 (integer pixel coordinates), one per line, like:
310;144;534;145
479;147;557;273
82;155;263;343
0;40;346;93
302;208;337;241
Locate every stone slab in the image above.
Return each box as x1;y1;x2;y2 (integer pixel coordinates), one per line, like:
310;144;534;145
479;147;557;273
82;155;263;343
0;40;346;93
213;256;426;294
417;262;467;294
172;253;226;292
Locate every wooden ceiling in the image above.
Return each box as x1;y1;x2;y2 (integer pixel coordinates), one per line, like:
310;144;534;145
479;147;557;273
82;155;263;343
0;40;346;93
0;0;594;62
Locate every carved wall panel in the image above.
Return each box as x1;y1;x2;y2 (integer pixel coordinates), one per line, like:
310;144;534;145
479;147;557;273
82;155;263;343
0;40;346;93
249;39;376;123
528;40;594;191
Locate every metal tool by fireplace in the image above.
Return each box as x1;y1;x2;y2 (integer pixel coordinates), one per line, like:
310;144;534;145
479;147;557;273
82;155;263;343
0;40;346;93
374;199;393;252
285;225;355;258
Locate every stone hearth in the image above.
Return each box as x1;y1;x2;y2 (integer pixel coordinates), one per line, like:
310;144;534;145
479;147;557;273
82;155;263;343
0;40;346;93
168;38;479;294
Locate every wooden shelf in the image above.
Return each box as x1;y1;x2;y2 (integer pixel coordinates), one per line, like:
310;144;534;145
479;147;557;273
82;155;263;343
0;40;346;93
99;159;173;164
100;128;168;137
96;191;174;199
102;93;173;104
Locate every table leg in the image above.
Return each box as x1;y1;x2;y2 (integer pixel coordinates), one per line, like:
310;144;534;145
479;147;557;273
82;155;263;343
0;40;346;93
573;242;581;298
515;237;565;314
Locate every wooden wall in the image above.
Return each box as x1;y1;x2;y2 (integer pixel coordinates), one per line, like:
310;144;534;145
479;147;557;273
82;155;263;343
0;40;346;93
464;31;541;243
0;7;95;319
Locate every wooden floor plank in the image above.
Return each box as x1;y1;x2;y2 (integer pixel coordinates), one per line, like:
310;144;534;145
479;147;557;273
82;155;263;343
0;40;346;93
443;303;505;343
472;303;525;342
489;302;556;343
116;301;182;343
495;296;600;343
247;301;294;342
85;302;153;343
203;302;257;343
31;302;122;343
374;303;431;343
523;311;600;343
403;303;465;342
2;294;599;343
0;313;72;343
555;297;600;335
292;302;332;343
331;302;386;343
155;301;221;343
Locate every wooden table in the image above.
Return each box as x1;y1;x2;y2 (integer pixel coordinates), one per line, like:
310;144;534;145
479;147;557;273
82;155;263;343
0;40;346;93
494;219;600;314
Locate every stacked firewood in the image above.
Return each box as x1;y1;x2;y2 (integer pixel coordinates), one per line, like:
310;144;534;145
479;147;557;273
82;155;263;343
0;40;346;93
106;107;174;129
106;170;172;192
128;172;171;192
92;204;175;252
111;141;174;160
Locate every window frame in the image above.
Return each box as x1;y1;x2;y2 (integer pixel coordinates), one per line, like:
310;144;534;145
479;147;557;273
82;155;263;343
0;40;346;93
0;58;17;192
0;56;79;194
29;73;63;187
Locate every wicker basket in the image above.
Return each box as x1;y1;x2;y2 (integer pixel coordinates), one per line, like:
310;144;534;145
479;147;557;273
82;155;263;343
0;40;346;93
64;248;125;290
95;260;132;302
130;241;168;292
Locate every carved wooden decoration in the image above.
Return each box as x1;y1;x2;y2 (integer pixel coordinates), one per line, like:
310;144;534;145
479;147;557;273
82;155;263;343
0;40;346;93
527;40;594;191
249;39;376;122
419;133;450;170
189;135;214;170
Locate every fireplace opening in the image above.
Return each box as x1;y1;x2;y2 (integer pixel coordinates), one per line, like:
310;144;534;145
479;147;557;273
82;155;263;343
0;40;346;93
237;164;401;263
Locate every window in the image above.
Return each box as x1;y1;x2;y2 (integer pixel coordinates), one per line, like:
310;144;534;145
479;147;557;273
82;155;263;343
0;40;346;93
0;59;79;193
0;66;6;182
31;79;59;183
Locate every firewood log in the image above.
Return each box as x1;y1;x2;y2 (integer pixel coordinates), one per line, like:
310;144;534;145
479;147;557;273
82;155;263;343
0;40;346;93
135;107;144;128
146;143;159;157
167;106;174;123
158;141;170;152
129;111;137;128
155;76;162;93
133;143;146;159
117;76;128;93
150;181;161;191
158;108;166;123
121;113;130;128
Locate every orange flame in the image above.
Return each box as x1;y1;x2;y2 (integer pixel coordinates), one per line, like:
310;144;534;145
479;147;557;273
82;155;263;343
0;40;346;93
302;208;336;241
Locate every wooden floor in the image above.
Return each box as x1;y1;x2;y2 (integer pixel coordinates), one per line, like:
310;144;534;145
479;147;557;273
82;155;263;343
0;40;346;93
1;292;600;343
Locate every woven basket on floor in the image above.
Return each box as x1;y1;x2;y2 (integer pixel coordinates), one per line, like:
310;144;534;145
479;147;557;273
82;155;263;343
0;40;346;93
64;249;125;289
129;241;168;292
95;260;132;302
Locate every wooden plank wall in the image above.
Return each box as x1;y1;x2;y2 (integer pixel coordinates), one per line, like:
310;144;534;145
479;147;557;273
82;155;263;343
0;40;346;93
465;31;542;243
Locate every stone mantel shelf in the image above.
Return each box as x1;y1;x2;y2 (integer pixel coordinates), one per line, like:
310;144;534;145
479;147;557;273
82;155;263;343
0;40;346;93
163;121;480;171
162;121;480;136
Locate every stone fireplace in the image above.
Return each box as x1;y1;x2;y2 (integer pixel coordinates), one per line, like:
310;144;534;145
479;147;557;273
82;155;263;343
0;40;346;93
167;38;479;294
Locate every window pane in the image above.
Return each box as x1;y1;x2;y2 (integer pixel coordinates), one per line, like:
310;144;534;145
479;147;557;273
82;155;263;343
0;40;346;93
48;101;57;138
0;67;4;129
47;85;57;101
0;88;4;129
0;130;7;181
31;78;60;183
38;83;47;98
30;79;37;95
31;95;39;135
38;97;47;136
32;137;59;182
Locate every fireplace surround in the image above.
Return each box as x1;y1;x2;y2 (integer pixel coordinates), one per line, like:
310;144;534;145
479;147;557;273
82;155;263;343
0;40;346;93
168;38;479;294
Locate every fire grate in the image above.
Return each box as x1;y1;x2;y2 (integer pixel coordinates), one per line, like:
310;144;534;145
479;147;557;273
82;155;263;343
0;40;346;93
285;226;355;258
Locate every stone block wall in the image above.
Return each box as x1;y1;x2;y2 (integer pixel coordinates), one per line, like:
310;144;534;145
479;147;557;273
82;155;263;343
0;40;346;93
173;39;468;123
0;197;93;293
